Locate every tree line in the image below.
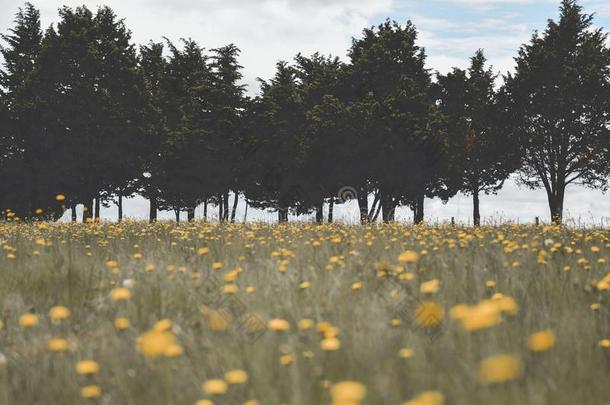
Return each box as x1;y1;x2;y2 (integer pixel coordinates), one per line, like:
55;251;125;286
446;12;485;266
1;0;609;225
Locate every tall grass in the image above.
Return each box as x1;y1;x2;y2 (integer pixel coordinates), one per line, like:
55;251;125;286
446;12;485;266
0;221;608;404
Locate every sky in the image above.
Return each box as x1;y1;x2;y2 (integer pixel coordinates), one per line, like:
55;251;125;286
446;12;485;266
1;0;609;224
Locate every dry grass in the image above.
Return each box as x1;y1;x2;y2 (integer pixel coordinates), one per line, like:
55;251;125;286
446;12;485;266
0;220;608;405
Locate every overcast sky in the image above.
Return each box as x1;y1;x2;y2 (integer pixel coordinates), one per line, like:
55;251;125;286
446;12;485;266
1;0;609;224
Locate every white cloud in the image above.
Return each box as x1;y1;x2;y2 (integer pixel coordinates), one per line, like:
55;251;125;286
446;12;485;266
1;0;393;93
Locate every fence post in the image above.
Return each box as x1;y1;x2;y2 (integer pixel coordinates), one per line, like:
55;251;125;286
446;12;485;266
535;217;539;226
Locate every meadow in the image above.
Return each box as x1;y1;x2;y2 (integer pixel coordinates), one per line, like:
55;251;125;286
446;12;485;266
0;220;608;405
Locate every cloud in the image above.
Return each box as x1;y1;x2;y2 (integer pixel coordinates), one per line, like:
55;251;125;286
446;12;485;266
1;0;393;93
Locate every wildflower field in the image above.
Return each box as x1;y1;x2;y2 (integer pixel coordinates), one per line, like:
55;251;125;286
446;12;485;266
0;221;609;405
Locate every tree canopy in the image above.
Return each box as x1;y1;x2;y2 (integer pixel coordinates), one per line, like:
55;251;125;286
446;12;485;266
1;1;608;224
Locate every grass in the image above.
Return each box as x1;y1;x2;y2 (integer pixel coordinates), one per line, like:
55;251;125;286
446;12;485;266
0;220;608;405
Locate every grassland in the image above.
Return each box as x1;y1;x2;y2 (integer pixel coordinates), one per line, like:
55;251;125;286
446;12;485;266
0;220;608;405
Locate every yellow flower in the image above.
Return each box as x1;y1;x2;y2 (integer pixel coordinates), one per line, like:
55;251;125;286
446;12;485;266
598;339;610;348
222;284;238;294
164;343;184;357
19;314;39;328
153;319;173;332
46;338;69;352
243;401;260;405
267;318;290;331
105;260;119;269
398;250;419;263
202;308;229;331
351;281;363;290
49;306;71;321
114;317;130;330
420;279;440;294
198;247;210;256
321;337;341;351
402;390;444;405
298;319;314;330
202;379;228;395
485;280;496;289
137;330;177;358
478;355;522;384
212;262;223;270
75;360;100;375
528;330;556;352
415;301;444;328
195;400;214;405
225;369;248;384
330;381;367;403
399;348;414;359
280;354;294;366
80;385;101;399
299;281;311;289
111;288;131;301
55;194;66;202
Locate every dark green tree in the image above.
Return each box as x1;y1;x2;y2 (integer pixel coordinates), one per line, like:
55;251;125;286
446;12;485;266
245;62;305;222
436;50;519;226
504;0;610;224
347;20;450;223
207;44;247;222
138;41;168;222
0;2;58;218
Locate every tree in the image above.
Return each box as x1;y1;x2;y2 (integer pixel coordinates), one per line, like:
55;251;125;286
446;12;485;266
21;5;145;222
436;50;519;226
504;0;610;224
347;20;450;223
294;53;345;223
156;39;211;219
138;41;168;222
245;62;305;222
0;2;58;218
207;44;247;222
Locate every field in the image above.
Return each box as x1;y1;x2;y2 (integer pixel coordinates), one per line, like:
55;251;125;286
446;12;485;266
0;221;609;405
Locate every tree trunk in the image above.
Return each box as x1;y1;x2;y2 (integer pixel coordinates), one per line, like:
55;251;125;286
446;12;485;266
372;200;382;222
149;194;157;223
547;183;565;225
230;191;238;223
187;206;195;222
223;192;230;221
83;198;93;223
243;202;248;223
218;194;223;222
368;192;380;222
175;209;180;223
94;195;101;222
71;203;77;222
315;201;324;224
414;194;424;224
473;191;480;227
357;190;368;224
203;199;208;222
381;193;396;222
278;207;288;223
328;200;334;223
117;194;123;223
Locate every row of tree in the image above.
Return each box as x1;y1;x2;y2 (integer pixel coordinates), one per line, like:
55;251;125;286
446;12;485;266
1;1;609;225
